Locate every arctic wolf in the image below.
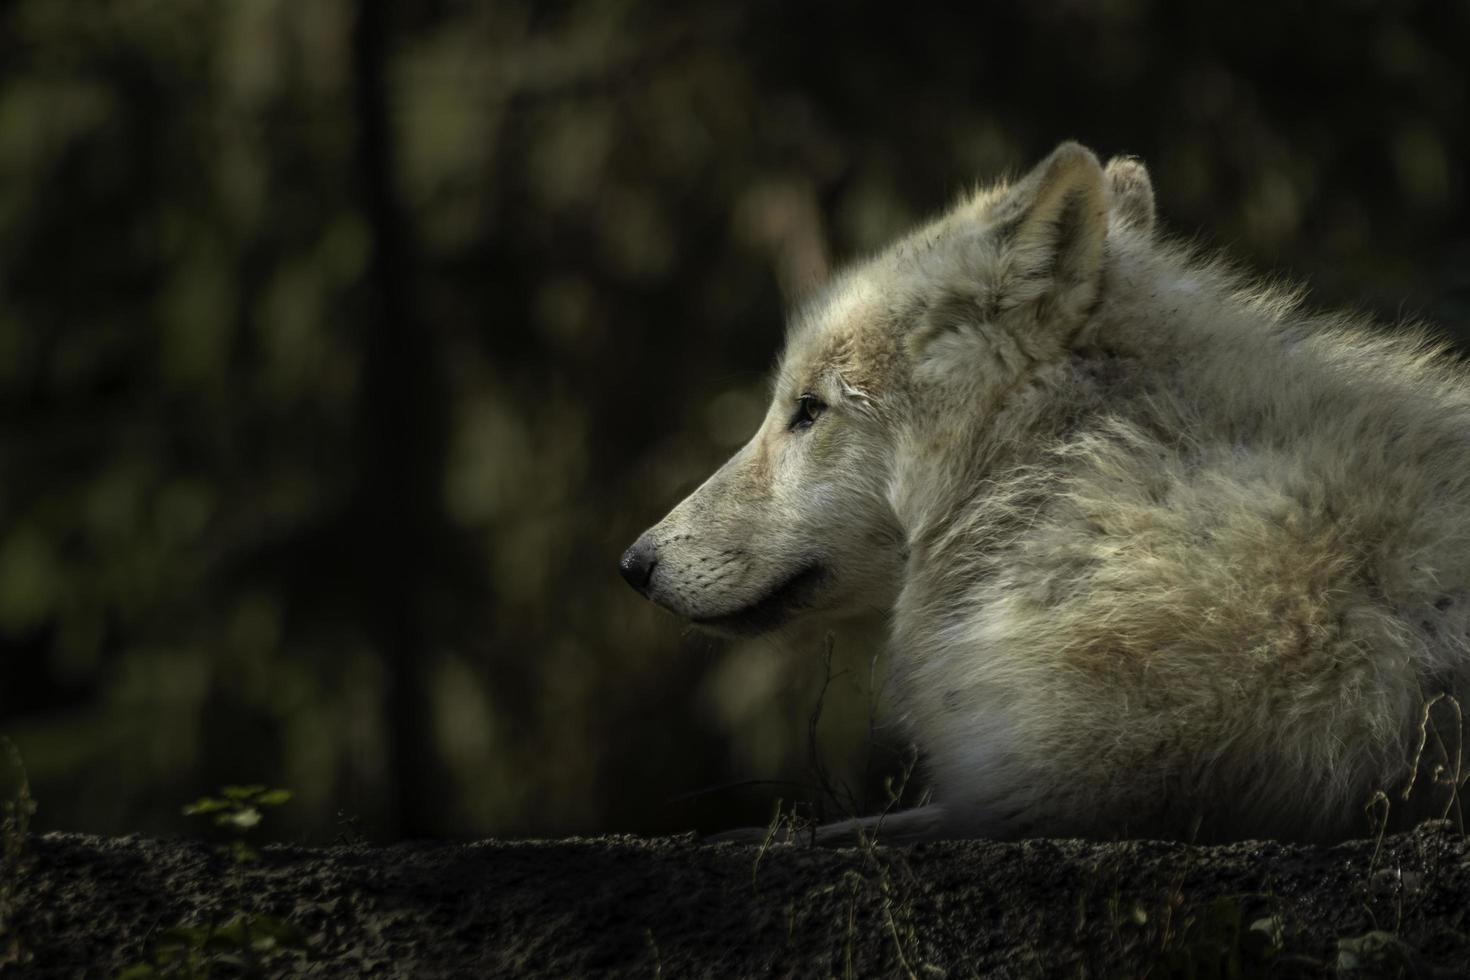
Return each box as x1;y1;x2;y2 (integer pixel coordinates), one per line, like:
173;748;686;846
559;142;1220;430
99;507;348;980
620;142;1470;843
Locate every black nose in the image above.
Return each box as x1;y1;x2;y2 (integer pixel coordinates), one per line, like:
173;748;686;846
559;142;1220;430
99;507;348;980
619;535;658;594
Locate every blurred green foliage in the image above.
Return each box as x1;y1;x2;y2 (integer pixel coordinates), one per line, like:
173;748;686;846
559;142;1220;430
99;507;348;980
0;0;1466;842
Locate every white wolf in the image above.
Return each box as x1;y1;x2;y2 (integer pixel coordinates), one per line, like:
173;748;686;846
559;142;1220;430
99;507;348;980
620;142;1470;843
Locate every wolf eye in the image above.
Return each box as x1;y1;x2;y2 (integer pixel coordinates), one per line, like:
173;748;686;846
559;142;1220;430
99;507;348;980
788;393;826;432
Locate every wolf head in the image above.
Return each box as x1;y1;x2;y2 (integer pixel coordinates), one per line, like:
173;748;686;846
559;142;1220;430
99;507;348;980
621;142;1156;635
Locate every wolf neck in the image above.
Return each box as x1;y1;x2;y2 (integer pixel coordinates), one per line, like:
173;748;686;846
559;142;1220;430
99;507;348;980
891;360;1084;560
888;241;1205;559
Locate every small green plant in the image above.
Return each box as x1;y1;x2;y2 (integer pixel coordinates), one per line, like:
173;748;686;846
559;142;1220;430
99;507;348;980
0;738;36;971
180;785;293;863
116;914;310;980
117;785;310;979
1151;896;1285;979
332;808;365;847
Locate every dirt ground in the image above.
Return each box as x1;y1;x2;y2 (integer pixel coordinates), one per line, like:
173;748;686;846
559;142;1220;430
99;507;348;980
6;823;1470;978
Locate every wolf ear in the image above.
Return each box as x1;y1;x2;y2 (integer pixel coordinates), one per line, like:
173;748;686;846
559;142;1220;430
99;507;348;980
1104;155;1155;234
990;141;1109;330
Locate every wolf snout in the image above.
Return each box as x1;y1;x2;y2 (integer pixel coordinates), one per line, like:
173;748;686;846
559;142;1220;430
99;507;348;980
619;534;658;594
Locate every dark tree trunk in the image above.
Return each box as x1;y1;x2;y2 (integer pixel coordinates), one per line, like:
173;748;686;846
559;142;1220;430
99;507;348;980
350;0;447;840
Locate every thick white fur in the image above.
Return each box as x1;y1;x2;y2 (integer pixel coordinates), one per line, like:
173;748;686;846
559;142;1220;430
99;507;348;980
637;142;1470;843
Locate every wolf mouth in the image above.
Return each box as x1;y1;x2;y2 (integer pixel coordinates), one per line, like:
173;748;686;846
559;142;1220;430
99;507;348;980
691;563;827;635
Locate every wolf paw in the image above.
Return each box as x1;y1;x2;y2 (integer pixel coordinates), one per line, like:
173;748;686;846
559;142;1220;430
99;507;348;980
704;806;949;847
702;824;796;845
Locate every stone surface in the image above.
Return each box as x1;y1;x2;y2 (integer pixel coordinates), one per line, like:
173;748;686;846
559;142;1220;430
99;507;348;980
6;825;1470;977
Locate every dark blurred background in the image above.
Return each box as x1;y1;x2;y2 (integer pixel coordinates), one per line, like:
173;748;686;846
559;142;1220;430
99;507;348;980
1;0;1467;843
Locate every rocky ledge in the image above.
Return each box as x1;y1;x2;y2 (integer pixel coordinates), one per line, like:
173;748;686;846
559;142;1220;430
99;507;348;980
5;824;1470;977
